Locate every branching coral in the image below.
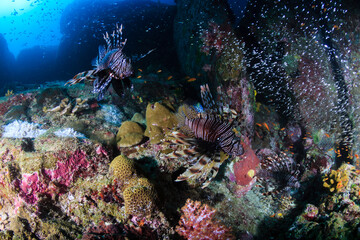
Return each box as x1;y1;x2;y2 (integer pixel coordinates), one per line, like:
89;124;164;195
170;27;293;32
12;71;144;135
44;97;88;116
176;199;235;240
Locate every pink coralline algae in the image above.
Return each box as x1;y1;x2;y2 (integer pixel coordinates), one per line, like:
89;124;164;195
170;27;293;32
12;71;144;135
43;149;89;188
14;149;108;206
176;199;234;240
16;172;49;205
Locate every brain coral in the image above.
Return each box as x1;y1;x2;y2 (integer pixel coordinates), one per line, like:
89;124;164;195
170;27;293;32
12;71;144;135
123;177;156;216
109;155;136;184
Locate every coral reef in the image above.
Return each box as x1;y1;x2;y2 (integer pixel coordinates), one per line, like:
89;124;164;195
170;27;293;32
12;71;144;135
322;163;356;194
176;198;235;240
109;155;157;218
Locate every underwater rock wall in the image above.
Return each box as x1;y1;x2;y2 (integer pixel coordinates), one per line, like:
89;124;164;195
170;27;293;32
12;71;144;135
57;0;177;79
0;34;15;95
173;0;244;87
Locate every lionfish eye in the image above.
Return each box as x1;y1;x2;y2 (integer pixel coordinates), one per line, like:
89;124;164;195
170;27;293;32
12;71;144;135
151;104;156;110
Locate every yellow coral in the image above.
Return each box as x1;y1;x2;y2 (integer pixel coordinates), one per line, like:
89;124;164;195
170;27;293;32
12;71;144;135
116;121;144;147
323;164;354;193
144;102;177;144
123;177;156;216
109;155;136;183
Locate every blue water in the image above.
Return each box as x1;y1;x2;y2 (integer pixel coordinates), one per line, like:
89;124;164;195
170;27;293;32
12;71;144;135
0;0;175;57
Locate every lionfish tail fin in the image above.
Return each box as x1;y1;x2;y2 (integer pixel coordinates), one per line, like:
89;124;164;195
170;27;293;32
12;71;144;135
65;70;97;86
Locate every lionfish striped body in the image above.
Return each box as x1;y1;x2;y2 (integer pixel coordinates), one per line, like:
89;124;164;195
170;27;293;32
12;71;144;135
66;24;133;100
184;114;243;156
168;84;243;188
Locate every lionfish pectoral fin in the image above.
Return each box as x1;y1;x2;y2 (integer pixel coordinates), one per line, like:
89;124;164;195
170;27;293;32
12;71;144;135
175;154;214;184
66;70;96;86
200;152;223;188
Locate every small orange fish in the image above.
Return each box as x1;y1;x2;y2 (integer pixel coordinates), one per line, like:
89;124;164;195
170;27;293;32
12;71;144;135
157;69;162;73
280;128;285;131
333;25;339;30
187;78;196;82
167;76;173;80
355;154;359;159
138;68;143;72
263;122;270;131
137;75;142;78
325;133;330;138
256;123;262;127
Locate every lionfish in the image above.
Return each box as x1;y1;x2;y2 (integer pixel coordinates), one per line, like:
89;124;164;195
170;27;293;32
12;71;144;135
257;151;301;196
166;84;243;188
66;24;133;100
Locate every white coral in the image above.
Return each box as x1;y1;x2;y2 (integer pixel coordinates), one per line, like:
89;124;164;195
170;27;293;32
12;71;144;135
2;120;47;138
54;128;86;138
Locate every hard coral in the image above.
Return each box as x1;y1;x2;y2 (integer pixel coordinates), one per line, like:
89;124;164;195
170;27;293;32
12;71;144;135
123;177;156;217
109;155;136;185
116;121;144;148
144;102;177;144
176;199;234;240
